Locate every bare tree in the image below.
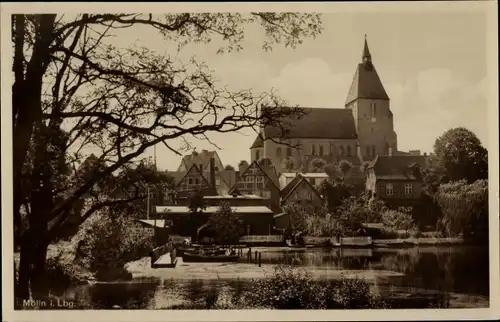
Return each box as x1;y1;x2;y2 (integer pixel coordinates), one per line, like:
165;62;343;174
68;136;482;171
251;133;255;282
12;13;323;299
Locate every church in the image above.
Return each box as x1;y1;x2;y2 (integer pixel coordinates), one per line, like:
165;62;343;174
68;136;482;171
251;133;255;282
250;37;400;174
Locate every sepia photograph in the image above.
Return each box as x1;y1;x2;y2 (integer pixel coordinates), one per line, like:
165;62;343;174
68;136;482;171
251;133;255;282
1;1;499;321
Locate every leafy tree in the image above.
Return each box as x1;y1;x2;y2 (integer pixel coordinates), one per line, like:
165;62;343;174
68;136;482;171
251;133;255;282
281;157;295;172
224;164;235;171
187;188;207;241
238;160;249;170
323;163;338;178
13;13;321;299
430;127;488;185
337;159;353;178
336;194;386;235
258;157;273;167
207;202;243;245
434;179;488;243
309;158;326;173
317;180;351;212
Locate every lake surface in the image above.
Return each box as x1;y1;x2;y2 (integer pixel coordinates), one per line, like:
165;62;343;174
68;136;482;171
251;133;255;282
42;246;490;309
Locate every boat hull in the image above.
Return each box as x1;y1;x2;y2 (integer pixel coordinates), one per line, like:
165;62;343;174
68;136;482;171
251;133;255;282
182;252;239;263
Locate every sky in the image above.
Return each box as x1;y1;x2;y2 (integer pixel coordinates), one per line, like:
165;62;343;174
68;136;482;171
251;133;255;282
77;11;490;171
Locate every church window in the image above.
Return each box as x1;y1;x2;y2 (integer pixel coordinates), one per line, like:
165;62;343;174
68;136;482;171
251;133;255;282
311;144;316;155
371;103;376;116
366;146;370;156
276;147;282;158
319;145;324;156
347;146;352;156
371;145;376;156
286;147;292;157
256;150;260;160
340;146;345;156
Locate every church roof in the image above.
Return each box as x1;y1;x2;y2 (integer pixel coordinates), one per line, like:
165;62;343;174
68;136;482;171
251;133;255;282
345;38;389;106
263;107;357;140
250;134;264;148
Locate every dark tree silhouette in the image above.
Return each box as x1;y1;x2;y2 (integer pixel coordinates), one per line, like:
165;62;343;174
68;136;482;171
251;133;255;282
12;13;322;299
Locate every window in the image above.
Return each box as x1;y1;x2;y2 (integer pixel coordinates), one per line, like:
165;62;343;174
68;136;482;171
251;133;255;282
188;178;194;185
215;179;221;186
195;178;200;185
256;176;264;183
404;183;413;195
286;147;292;157
371;145;376;157
305;192;313;200
199;164;203;172
319;145;324;156
340;146;345;156
371;103;377;116
311;144;316;155
276;147;282;158
214;166;219;171
366;146;370;157
347;146;352;157
256;150;260;160
386;183;394;196
246;175;254;183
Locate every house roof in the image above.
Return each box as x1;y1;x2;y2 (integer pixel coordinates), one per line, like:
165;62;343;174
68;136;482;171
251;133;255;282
174;164;213;189
179;150;222;171
155;205;274;214
228;160;280;193
280;174;303;198
345;39;389;106
281;175;323;202
263;107;357;140
368;155;426;180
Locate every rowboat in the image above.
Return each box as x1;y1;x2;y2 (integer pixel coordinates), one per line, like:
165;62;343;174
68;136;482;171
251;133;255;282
182;251;239;263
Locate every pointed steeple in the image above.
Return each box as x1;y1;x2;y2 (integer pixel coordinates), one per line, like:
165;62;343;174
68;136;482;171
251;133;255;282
345;36;389;106
362;34;371;64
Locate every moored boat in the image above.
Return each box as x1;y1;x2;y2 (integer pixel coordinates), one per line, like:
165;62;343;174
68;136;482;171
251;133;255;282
182;251;239;263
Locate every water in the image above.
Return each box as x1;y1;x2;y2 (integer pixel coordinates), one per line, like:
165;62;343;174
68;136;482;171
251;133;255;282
44;246;490;309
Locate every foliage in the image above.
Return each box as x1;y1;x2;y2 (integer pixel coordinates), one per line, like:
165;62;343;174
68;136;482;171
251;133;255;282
323;163;338;178
337;159;353;178
318;179;352;212
206;202;243;245
309;158;327;173
224;164;235;171
187;188;207;214
243;265;386;309
258;157;273;167
426;127;488;187
336;194;387;235
281;157;295;171
434;179;488;243
73;209;155;281
381;209;417;233
238;160;249;168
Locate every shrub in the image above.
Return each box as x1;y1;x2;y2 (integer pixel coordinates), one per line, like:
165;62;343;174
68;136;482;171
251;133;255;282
73;210;154;281
242;265;386;309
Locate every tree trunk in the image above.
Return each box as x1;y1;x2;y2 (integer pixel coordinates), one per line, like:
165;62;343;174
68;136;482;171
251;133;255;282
16;239;32;301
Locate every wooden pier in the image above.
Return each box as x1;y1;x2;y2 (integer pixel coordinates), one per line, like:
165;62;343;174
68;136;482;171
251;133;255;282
150;242;177;268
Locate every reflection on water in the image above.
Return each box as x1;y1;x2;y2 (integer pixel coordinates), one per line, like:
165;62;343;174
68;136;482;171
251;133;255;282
49;246;489;309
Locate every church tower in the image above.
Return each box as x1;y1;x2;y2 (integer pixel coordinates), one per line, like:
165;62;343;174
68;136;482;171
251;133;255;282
345;35;398;160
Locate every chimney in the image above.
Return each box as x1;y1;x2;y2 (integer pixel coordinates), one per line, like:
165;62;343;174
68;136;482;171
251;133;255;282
209;157;216;192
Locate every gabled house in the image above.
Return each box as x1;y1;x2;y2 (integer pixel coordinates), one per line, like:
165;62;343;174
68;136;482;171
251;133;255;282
280;174;324;208
229;160;281;212
171;158;217;198
365;155;426;207
177;149;224;173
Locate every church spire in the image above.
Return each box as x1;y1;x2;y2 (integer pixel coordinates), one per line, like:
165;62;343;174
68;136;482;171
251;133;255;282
362;34;372;64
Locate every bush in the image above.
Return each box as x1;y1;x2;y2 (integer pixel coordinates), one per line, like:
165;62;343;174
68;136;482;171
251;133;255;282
242;265;386;309
73;210;154;281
